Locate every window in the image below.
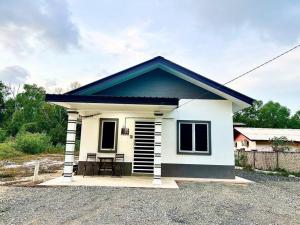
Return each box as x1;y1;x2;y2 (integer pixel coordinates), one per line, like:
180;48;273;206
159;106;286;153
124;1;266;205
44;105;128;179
99;119;118;152
177;120;211;155
241;139;249;147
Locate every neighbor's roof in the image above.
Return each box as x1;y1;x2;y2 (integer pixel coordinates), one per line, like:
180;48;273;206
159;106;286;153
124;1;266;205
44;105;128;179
235;127;300;142
64;56;254;106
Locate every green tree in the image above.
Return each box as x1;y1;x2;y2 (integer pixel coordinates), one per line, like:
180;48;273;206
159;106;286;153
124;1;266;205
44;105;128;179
289;111;300;128
233;100;263;127
3;84;67;144
8;84;46;135
0;81;9;124
258;101;290;128
234;100;299;129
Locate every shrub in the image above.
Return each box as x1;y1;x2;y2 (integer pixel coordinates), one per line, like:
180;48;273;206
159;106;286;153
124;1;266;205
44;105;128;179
49;125;66;145
14;132;52;154
243;164;254;171
238;153;248;167
269;136;291;152
19;122;41;133
0;128;7;143
235;159;241;166
46;143;65;154
0;143;23;159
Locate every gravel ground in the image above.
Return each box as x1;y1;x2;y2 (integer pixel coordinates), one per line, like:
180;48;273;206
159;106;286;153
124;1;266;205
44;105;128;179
0;170;300;225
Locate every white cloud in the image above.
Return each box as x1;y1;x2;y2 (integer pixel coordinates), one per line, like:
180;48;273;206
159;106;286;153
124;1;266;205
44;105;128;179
0;0;79;55
184;0;300;44
0;65;30;85
80;22;169;68
44;78;57;88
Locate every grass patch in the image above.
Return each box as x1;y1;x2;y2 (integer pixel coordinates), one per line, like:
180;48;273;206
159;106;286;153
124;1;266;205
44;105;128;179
0;143;24;160
0;172;15;178
274;168;300;177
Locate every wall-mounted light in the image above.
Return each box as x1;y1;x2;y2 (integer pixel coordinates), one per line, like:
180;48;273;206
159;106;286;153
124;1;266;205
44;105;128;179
121;127;129;135
154;111;163;117
121;117;129;135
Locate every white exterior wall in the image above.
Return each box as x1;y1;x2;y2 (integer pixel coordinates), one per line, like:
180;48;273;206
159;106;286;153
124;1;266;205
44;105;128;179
162;99;234;166
235;140;256;151
79;111;154;162
79;99;234;166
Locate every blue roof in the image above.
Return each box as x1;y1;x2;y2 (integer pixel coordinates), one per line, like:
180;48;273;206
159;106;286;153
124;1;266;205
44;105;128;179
65;56;254;105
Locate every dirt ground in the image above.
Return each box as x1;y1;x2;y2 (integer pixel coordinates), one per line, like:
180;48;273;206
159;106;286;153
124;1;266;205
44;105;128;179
0;154;64;185
0;170;299;225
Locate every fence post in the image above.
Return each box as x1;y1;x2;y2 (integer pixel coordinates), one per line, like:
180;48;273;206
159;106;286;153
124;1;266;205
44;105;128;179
33;161;40;182
276;150;279;170
252;150;257;169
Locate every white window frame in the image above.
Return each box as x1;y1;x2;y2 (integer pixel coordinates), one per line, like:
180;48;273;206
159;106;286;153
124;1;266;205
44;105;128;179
178;120;211;154
99;119;118;152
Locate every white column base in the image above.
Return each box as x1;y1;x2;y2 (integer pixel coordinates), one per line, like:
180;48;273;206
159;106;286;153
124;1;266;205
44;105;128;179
152;178;162;185
62;176;74;183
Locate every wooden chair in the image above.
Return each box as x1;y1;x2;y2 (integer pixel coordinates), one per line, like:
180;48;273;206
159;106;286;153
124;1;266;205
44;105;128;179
83;153;97;177
98;157;114;176
114;154;125;177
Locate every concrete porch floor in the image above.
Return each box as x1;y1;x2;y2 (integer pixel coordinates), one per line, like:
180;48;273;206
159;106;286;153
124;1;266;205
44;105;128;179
39;175;253;189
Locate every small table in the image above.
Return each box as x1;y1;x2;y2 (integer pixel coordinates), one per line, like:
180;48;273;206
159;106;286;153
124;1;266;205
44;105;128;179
98;157;115;176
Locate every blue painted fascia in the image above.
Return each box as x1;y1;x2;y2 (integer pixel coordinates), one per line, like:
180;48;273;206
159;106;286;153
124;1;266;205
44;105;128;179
45;94;179;106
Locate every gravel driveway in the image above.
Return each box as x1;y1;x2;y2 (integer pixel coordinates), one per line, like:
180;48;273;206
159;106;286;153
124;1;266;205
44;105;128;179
0;170;299;225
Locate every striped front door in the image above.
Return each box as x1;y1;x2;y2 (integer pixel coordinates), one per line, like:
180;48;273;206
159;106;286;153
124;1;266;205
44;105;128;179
133;121;155;174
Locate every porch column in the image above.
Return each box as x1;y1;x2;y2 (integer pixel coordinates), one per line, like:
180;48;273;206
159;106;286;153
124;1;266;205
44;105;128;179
153;117;162;185
63;110;79;182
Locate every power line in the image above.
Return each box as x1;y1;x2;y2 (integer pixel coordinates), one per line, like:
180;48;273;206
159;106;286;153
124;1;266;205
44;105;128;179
174;44;300;110
223;44;300;85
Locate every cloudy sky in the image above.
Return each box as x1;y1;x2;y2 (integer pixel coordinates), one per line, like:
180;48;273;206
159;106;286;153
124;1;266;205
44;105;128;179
0;0;299;112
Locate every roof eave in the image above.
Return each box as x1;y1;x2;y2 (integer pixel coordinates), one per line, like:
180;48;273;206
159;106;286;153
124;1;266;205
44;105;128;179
45;94;179;106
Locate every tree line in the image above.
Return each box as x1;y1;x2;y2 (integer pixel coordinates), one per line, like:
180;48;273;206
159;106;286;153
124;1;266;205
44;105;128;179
233;100;300;128
0;82;68;145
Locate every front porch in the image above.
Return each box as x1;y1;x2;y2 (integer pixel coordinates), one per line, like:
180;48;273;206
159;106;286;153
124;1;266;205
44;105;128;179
39;175;252;188
46;95;179;185
40;175;179;188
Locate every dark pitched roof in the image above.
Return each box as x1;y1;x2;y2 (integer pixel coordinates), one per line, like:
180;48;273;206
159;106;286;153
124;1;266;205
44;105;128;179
65;56;254;105
45;94;178;106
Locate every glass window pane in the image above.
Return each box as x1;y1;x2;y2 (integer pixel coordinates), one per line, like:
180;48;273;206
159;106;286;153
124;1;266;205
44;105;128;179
102;121;116;149
195;124;208;152
180;123;193;151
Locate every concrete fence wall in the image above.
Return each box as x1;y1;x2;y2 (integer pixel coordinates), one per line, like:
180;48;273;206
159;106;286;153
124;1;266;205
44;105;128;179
235;149;300;173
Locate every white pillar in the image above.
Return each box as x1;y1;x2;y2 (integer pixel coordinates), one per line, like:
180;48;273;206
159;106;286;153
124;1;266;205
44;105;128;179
153;117;162;185
63;111;78;182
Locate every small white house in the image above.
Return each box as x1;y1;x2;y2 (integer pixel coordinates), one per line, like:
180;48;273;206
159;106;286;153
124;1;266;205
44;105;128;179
234;127;300;152
46;56;253;182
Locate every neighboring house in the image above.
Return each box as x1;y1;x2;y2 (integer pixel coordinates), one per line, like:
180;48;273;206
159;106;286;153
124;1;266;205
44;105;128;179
234;127;300;152
46;56;254;183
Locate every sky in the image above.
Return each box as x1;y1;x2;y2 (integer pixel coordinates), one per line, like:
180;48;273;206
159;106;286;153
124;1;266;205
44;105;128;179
0;0;299;112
